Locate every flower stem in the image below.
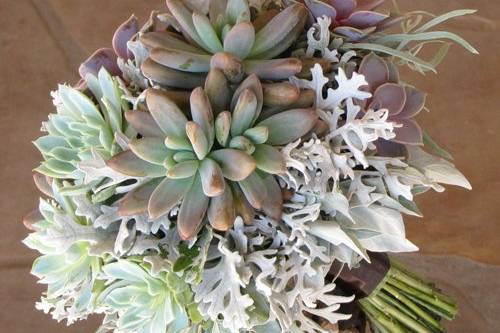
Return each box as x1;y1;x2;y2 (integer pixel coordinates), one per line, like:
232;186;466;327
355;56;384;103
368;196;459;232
358;260;458;332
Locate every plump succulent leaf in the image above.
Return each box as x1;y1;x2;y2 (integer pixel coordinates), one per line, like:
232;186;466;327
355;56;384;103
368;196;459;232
210;149;256;181
261;175;283;220
167;160;199;179
207;182;236;231
146;89;188;137
190;88;215;147
118;178;161;216
243;126;268;144
149;48;211;73
192;12;224;53
250;4;307;58
129;137;169;165
124;110;164;137
106;150;166;177
238;171;267;209
215;111;232;147
252;144;286;174
223;22;255;59
148;176;194;219
205;69;230;114
231;89;258;136
258;108;318;145
186;121;210;160
199;158;225;197
177;174;210;240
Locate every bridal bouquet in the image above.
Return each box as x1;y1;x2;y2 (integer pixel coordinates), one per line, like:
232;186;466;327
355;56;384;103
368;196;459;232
23;1;476;332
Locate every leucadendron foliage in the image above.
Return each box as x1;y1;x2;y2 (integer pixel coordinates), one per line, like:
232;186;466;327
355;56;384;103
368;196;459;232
107;69;318;240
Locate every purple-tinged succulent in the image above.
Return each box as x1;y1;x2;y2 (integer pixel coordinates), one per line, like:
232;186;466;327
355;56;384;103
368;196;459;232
303;0;400;41
359;53;426;151
78;15;139;80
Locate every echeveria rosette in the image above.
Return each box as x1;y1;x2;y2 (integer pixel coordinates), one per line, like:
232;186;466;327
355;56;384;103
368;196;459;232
98;260;195;333
23;184;102;324
302;0;399;41
34;68;131;182
106;70;318;240
358;52;426;155
140;0;308;88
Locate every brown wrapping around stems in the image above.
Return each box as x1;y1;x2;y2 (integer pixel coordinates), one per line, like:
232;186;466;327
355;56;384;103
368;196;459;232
328;252;390;331
329;252;391;298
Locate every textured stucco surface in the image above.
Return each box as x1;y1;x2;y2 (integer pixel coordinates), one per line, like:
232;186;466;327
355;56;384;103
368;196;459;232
0;0;498;332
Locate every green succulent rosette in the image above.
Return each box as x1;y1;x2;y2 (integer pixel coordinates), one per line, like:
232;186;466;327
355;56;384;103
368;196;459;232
106;69;318;240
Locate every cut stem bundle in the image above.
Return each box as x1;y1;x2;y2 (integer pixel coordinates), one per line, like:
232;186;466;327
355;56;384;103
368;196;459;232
359;260;458;333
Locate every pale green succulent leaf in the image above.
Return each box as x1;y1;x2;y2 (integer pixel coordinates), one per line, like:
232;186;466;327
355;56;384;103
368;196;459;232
101;97;122;134
166;0;207;50
423;131;453;160
124;110;164;138
225;0;250;24
376;31;478;55
49;115;79;138
173;151;197;163
98;126;114;152
415;9;477;33
190;88;215;147
238;171;267;209
165;136;193;151
342;42;438;73
229;136;255;155
223;22;255;59
129;137;170;165
141;58;206;89
97;67;123;112
257;108;318;145
167;160;199;179
34;136;70;155
215;111;231;147
60;85;105;128
106;150;167;177
231;89;257;137
103;260;150;284
253;144;285;174
186;121;209;160
146;89;188;138
210;148;256;181
231;74;263;122
150;48;211;73
34;164;67;179
192;12;224;53
199;158;225;197
250;4;305;58
148;176;194;219
49;147;79;163
243;126;268;144
43;158;75;174
177;174;210;240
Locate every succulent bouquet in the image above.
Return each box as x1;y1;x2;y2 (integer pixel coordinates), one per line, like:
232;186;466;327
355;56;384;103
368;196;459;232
23;1;477;332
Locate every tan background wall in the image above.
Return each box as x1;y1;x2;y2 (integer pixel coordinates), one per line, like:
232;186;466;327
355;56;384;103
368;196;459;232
0;0;498;332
